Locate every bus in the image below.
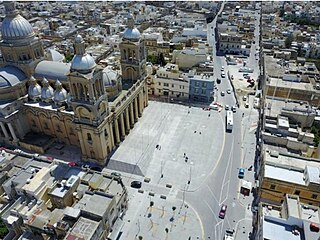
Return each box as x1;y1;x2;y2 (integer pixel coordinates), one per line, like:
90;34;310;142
226;110;233;132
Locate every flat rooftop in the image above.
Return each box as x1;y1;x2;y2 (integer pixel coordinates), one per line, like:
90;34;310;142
264;164;305;185
264;97;316;118
263;218;303;240
66;217;100;240
264;150;320;171
267;77;314;92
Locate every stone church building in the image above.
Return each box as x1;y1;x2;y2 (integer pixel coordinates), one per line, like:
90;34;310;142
0;2;148;165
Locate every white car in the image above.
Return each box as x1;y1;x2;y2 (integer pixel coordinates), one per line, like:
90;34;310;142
221;66;225;71
227;89;231;94
221;72;226;78
225;105;230;110
221;91;225;96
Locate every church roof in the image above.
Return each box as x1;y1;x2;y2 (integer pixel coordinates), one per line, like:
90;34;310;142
34;61;71;82
0;66;27;88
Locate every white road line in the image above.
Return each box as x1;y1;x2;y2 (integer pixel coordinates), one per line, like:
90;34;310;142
206;184;220;205
219;135;234;204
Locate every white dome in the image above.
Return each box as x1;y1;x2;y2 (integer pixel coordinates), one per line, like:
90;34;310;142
71;54;96;72
1;2;34;41
53;81;67;103
28;77;41;99
123;28;141;41
41;78;54;101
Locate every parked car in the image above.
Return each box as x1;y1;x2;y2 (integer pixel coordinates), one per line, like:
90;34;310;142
111;172;121;177
68;161;78;167
231;106;237;113
226;89;231;94
131;180;142;189
243;96;247;101
219;204;228;219
221;91;225;96
221;66;225;71
225;105;230;110
217;78;221;84
221;72;226;78
90;166;102;172
238;168;245;178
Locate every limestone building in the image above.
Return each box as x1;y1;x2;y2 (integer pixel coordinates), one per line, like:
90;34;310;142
0;2;148;165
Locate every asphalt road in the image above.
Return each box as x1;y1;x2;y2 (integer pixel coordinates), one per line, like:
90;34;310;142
181;3;258;240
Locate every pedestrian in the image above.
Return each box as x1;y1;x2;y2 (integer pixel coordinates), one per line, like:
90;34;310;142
159;145;161;150
199;132;202;135
208;113;211;117
194;130;197;133
184;153;186;157
188;110;190;114
156;144;159;149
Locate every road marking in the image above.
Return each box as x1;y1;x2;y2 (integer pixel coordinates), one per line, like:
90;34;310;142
219;135;234;204
185;200;206;240
205;184;220;205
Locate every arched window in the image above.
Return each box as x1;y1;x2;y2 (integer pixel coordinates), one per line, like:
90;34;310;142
104;129;108;139
87;133;92;142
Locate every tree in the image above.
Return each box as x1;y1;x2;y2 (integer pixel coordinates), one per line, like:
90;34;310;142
0;219;8;238
285;35;293;49
158;53;166;66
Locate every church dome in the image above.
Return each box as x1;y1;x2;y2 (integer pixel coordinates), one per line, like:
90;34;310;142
123;28;141;41
71;54;96;72
41;78;54;102
53;80;67;103
1;2;35;42
122;15;140;41
71;34;96;73
28;76;41;100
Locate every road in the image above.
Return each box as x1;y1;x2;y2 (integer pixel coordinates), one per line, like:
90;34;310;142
182;2;258;239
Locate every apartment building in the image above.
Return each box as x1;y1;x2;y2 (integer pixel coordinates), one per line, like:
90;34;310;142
256;194;320;240
152;63;189;100
258;149;320;206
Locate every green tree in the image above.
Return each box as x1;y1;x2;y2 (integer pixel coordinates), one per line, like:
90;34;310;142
65;54;74;63
147;55;158;65
285;35;293;48
0;219;8;238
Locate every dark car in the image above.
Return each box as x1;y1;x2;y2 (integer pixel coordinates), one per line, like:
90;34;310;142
219;204;227;219
131;180;142;189
90;166;102;172
111;172;121;177
238;168;245;178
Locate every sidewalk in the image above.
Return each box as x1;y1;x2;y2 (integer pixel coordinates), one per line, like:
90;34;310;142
235;105;259;240
111;190;204;240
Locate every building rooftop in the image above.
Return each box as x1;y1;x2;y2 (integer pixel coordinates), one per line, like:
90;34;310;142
73;192;113;219
263;218;303;240
65;217;100;240
264;150;320;172
264;164;305;185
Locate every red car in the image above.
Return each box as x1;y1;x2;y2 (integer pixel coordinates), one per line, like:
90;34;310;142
68;161;78;167
219;204;227;219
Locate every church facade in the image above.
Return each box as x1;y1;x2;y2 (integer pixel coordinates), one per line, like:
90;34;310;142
0;2;148;165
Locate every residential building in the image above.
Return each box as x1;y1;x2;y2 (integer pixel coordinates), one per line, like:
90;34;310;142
258;149;320;206
189;73;214;102
172;48;208;70
152;63;189;100
1;159;128;240
218;32;250;56
256;194;320;240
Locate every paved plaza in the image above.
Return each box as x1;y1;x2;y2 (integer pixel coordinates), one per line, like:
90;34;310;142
110;101;225;190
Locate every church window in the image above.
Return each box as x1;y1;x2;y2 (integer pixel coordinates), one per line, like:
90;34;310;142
123;49;127;60
57;125;62;132
87;133;92;143
44;122;49;129
104;129;108;139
